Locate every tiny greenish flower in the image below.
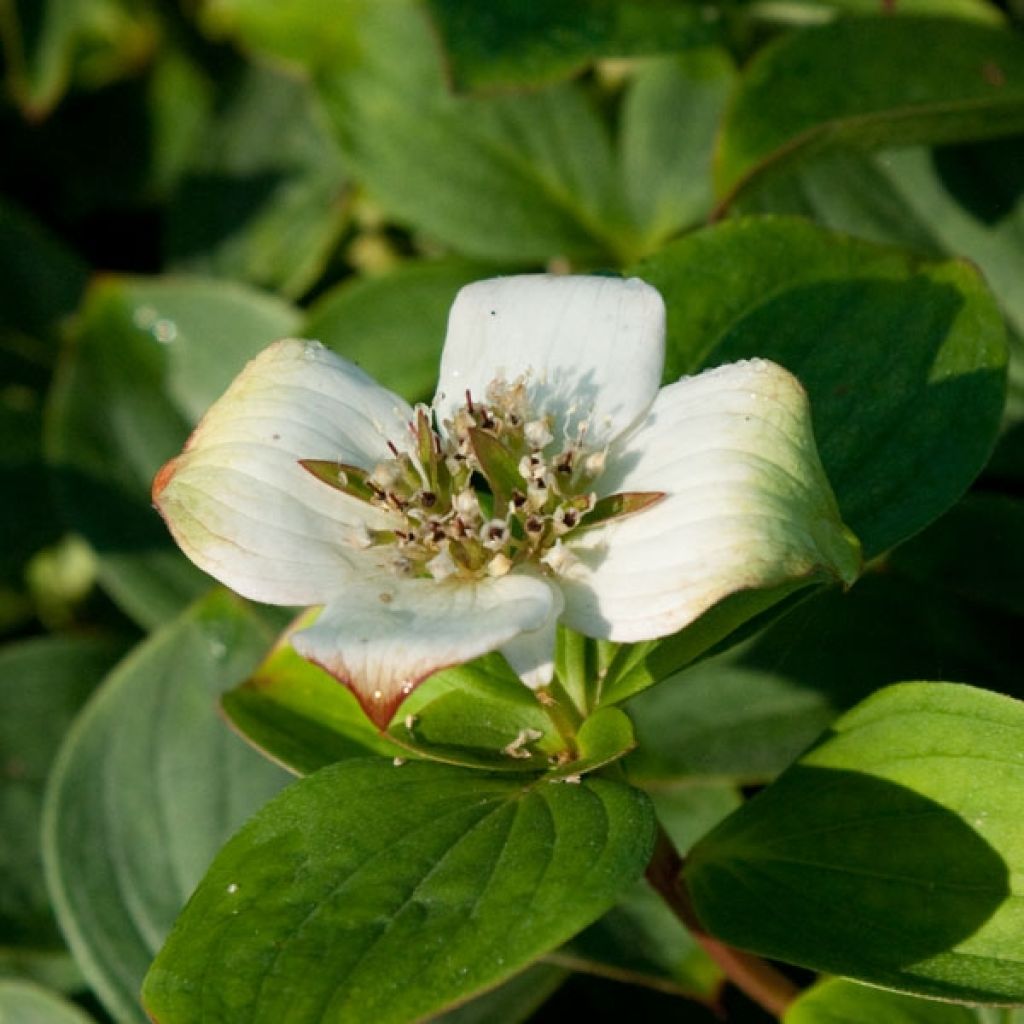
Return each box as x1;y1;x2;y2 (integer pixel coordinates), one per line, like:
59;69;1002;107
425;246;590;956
153;275;861;727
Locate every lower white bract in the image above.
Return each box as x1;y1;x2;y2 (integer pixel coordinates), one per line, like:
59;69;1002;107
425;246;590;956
153;274;860;727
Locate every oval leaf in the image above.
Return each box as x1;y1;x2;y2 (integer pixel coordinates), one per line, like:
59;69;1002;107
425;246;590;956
635;216;1007;559
685;682;1024;1003
143;759;655;1024
41;591;290;1024
0;635;125;954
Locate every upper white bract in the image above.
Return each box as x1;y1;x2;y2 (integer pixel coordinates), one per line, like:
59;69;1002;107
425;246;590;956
153;274;861;727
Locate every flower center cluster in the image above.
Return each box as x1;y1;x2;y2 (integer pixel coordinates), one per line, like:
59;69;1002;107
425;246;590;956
327;378;607;580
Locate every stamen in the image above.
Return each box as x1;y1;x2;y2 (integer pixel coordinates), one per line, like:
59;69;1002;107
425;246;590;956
481;519;510;551
302;380;617;582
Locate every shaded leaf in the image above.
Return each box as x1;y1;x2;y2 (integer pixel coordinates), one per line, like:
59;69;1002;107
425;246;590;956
686;682;1024;1003
636;216;1007;559
0;635;125;952
42;590;290;1023
165;61;348;298
888;494;1024;617
627;571;1022;785
785;977;1000;1023
0;980;94;1023
715;18;1024;207
424;0;720;92
304;259;497;403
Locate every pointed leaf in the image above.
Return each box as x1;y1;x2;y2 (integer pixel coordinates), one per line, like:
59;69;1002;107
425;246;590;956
581;490;665;530
468;427;522;514
685;682;1024;1003
298;459;377;503
548;707;636;781
143;759;655;1024
164;63;348;298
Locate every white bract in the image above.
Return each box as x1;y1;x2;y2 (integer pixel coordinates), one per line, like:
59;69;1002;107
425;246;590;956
153;275;860;727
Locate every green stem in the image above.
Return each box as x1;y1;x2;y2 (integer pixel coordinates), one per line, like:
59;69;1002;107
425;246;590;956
645;823;800;1019
538;675;584;753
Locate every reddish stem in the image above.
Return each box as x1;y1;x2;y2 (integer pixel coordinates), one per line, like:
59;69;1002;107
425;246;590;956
645;826;800;1019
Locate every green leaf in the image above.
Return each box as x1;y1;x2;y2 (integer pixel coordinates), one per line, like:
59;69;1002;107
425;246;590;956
715;18;1024;207
143;759;655;1024
210;3;733;263
424;0;720;92
685;682;1024;1003
734;141;1024;341
0;0;158;117
199;0;363;70
0;635;125;953
41;590;290;1024
564;783;739;1001
754;0;1003;22
627;571;1023;785
390;656;567;772
315;0;637;264
635;216;1007;559
0;980;94;1024
434;964;568;1024
223;633;565;776
0;197;88;344
164;61;348;298
548;708;636;780
44;276;300;628
619;49;736;248
785;978;994;1023
221;618;400;775
304;259;497;403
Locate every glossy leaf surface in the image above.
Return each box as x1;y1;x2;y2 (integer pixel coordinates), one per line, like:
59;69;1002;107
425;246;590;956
143;759;655;1023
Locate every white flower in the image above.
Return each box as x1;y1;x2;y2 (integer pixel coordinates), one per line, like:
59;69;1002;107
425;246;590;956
153;275;860;728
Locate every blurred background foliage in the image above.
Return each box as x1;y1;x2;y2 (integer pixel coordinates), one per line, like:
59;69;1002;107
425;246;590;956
2;0;1024;1021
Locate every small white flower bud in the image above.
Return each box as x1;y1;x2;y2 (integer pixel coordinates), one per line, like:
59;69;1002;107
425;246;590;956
486;552;512;576
541;540;577;575
583;449;607;477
